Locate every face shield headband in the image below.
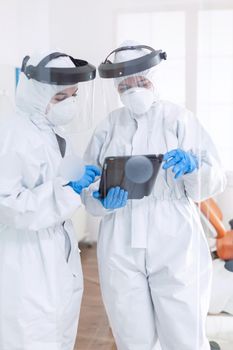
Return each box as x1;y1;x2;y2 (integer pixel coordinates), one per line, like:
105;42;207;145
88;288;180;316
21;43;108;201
21;52;96;85
98;45;167;79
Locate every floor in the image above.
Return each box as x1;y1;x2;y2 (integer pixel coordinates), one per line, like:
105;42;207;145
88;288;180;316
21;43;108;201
74;243;116;350
74;243;233;350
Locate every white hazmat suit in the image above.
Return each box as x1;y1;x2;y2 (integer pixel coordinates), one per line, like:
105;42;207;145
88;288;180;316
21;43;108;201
82;42;226;350
0;54;84;350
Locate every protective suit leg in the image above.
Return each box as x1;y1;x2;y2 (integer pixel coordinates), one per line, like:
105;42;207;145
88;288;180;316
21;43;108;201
97;223;158;350
60;223;84;350
147;201;212;350
60;260;83;350
0;224;83;350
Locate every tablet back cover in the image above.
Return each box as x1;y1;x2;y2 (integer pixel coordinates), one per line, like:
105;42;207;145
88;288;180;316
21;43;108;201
99;154;163;200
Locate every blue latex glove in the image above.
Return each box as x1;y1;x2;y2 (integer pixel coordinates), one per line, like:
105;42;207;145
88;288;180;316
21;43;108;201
93;187;128;209
163;149;198;179
68;165;101;194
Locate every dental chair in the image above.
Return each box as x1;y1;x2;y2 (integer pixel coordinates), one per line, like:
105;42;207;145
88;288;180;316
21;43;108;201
199;198;233;349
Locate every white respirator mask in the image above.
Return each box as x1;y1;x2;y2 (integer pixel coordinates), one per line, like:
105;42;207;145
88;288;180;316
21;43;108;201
120;87;154;116
46;96;77;126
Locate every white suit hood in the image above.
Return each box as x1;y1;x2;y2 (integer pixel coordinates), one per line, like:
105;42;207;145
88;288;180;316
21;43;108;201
114;39;150;63
15;52;77;130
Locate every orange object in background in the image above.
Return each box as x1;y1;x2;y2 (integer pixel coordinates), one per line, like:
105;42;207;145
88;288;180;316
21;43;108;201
199;198;233;260
216;231;233;260
200;199;225;239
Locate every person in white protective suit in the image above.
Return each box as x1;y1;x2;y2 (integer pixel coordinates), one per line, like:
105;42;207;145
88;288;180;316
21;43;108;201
81;41;226;350
0;52;100;350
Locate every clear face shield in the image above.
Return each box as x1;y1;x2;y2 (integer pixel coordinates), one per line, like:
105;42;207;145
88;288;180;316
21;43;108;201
98;45;167;118
117;74;156;115
21;52;96;134
46;79;95;135
0;89;14;121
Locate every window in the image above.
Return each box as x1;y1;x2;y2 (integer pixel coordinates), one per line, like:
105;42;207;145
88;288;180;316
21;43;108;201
197;10;233;169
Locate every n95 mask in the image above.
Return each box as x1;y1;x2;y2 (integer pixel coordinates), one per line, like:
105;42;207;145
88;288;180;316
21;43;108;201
120;87;154;115
46;96;77;126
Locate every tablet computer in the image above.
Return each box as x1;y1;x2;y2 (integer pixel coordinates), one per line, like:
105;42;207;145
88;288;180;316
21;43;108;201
99;154;163;200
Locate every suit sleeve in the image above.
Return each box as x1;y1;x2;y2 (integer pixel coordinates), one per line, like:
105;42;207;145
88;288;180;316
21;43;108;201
178;111;226;202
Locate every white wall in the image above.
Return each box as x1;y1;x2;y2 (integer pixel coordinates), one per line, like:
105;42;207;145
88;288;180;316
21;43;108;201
0;0;50;66
0;0;50;104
